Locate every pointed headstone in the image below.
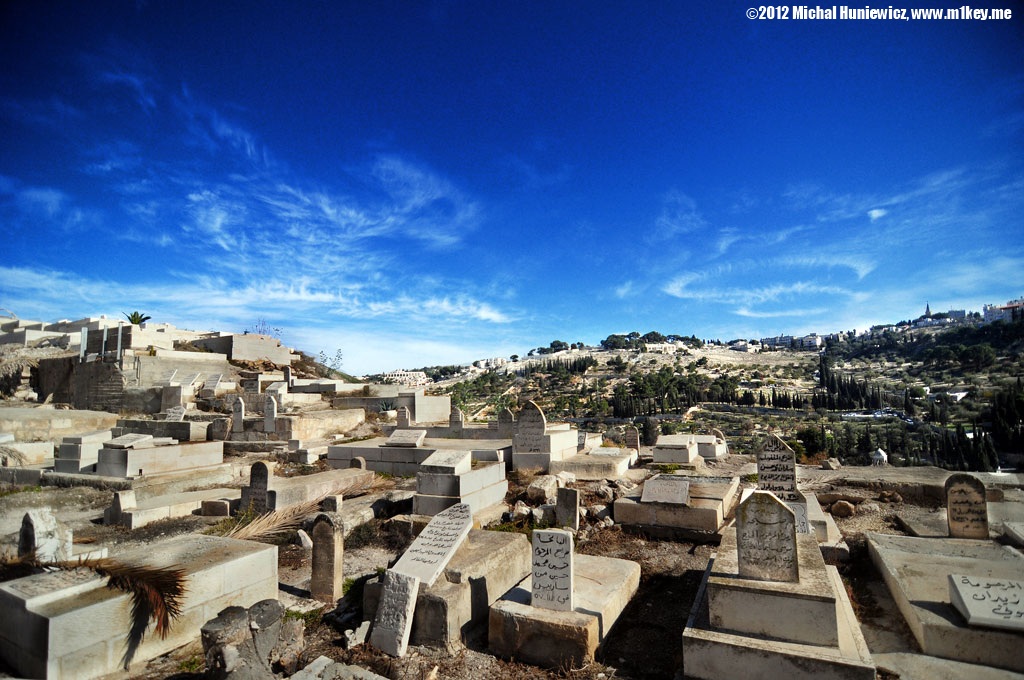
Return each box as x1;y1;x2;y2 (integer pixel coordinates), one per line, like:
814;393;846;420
19;509;73;562
736;490;799;583
232;397;246;433
514;401;547;453
624;426;641;451
497;407;515;438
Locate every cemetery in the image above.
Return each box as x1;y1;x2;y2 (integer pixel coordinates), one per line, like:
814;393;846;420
2;330;1024;680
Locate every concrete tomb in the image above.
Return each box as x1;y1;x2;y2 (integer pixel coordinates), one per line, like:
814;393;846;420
756;434;799;502
95;440;224;478
555;487;580;531
548;447;633;480
640;474;691;505
511;401;578;471
531;530;574;612
310;513;344;603
239;463;374;514
948;574;1024;632
945;472;989;539
652;434;700;465
391;503;473;587
615;475;740;539
54;429;114;474
412;449;508;517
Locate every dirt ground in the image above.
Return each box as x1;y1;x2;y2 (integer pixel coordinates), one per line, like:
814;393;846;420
0;458;987;680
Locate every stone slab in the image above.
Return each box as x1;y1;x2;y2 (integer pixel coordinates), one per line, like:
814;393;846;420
548;451;631;480
640;474;691;505
411;478;508;517
532;530;574;611
386;429;426;448
369;570;419;657
104;433;154;449
948;574;1024;632
418;449;471;475
489;553;640;669
615;476;740;535
867;532;1024;672
391;503;472;587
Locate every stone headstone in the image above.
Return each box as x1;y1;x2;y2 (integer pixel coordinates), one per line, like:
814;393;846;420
948;574;1024;632
264;394;278;433
624;426;641;451
248;461;271;513
233;397;246;433
641;474;691;505
497;407;515;438
449;406;464;435
105;433;154;449
945;473;989;539
391;503;472;587
104;489;137;524
165;405;186;422
369;570;420;657
513;401;547;452
310;513;344;603
555;487;580;530
756;434;798;502
321;495;342;513
19;509;73;562
350;456;367;470
386;429;426;448
736;490;799;583
787;489;811;534
576;430;587;451
283;366;292;386
531;529;574;611
396;406;411;428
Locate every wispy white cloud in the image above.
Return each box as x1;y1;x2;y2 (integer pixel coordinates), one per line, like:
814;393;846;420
867;208;887;221
651;190;705;240
99;70;156;113
614;281;636;299
735;306;828;318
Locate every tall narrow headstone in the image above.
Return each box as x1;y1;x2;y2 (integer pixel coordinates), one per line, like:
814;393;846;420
232;397;246;433
787;489;811;534
497;407;515;438
79;327;87;363
513;401;547;453
945;473;989;539
247;461;271;513
264;394;278;433
391;503;472;587
555;487;580;530
19;509;73;562
531;529;574;611
310;513;344;603
624;426;641;451
396;406;411;428
449;405;465;436
369;570;420;657
283;366;292;386
756;434;799;502
735;490;799;583
576;431;587;451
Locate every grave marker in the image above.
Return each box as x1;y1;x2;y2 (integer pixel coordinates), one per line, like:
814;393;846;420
948;574;1024;632
624;426;641;451
787;488;811;534
369;570;420;657
756;434;799;502
232;397;246;433
641;474;691;505
310;513;344;603
247;461;271;513
946;473;989;539
497;407;515;438
105;433;154;449
577;430;587;451
18;509;72;562
386;429;426;448
532;529;574;611
514;401;547;452
264;394;278;433
165;405;186;422
391;503;472;587
449;406;464;435
396;407;411;428
555;487;580;530
736;490;799;583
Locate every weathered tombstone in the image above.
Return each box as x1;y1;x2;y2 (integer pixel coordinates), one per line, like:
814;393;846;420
247;461;271;513
449;405;464;436
310;513;344;603
105;433;154;449
386;429;426;448
555;487;580;530
948;574;1024;632
576;430;587;451
641;474;691;505
165;405;186;422
264;394;278;434
349;456;367;470
531;529;574;611
103;489;137;525
18;509;73;562
787;488;811;534
624;426;641;451
497;407;515;438
513;401;547;452
369;570;420;657
756;434;799;502
736;490;799;583
396;406;411;428
233;397;246;433
391;503;472;587
283;366;292;386
945;473;989;539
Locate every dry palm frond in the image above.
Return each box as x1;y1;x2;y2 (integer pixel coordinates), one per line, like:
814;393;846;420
225;475;386;543
0;553;186;670
0;444;29;467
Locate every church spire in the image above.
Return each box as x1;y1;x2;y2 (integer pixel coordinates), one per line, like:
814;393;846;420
925;301;931;317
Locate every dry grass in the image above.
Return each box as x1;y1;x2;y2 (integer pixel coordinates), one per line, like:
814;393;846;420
0;444;29;467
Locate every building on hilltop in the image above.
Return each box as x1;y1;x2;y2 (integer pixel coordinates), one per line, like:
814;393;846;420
983;298;1024;324
381;370;431;387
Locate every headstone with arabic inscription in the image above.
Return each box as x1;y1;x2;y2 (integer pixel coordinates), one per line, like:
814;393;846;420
513;401;547;453
391;503;472;587
497;407;515;438
532;529;574;611
736;490;799;583
369;570;420;657
264;394;278;433
945;473;989;539
165;405;186;422
624;426;641;451
310;513;344;603
948;574;1024;632
641;474;691;505
756;434;799;502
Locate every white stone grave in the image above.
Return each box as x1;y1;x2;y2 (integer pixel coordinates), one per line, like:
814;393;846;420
386;429;426;448
756;434;799;502
531;530;574;611
391;503;473;587
641;474;691;505
736;490;799;583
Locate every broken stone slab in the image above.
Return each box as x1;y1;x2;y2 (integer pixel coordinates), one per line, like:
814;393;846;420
368;570;420;657
390;503;472;587
948;574;1024;632
201;598;303;680
104;433;155;449
527;475;558;503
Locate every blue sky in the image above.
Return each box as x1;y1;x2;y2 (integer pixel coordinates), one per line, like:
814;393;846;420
1;2;1021;374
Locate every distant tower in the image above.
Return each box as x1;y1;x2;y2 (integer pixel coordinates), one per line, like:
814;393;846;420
925;302;931;317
